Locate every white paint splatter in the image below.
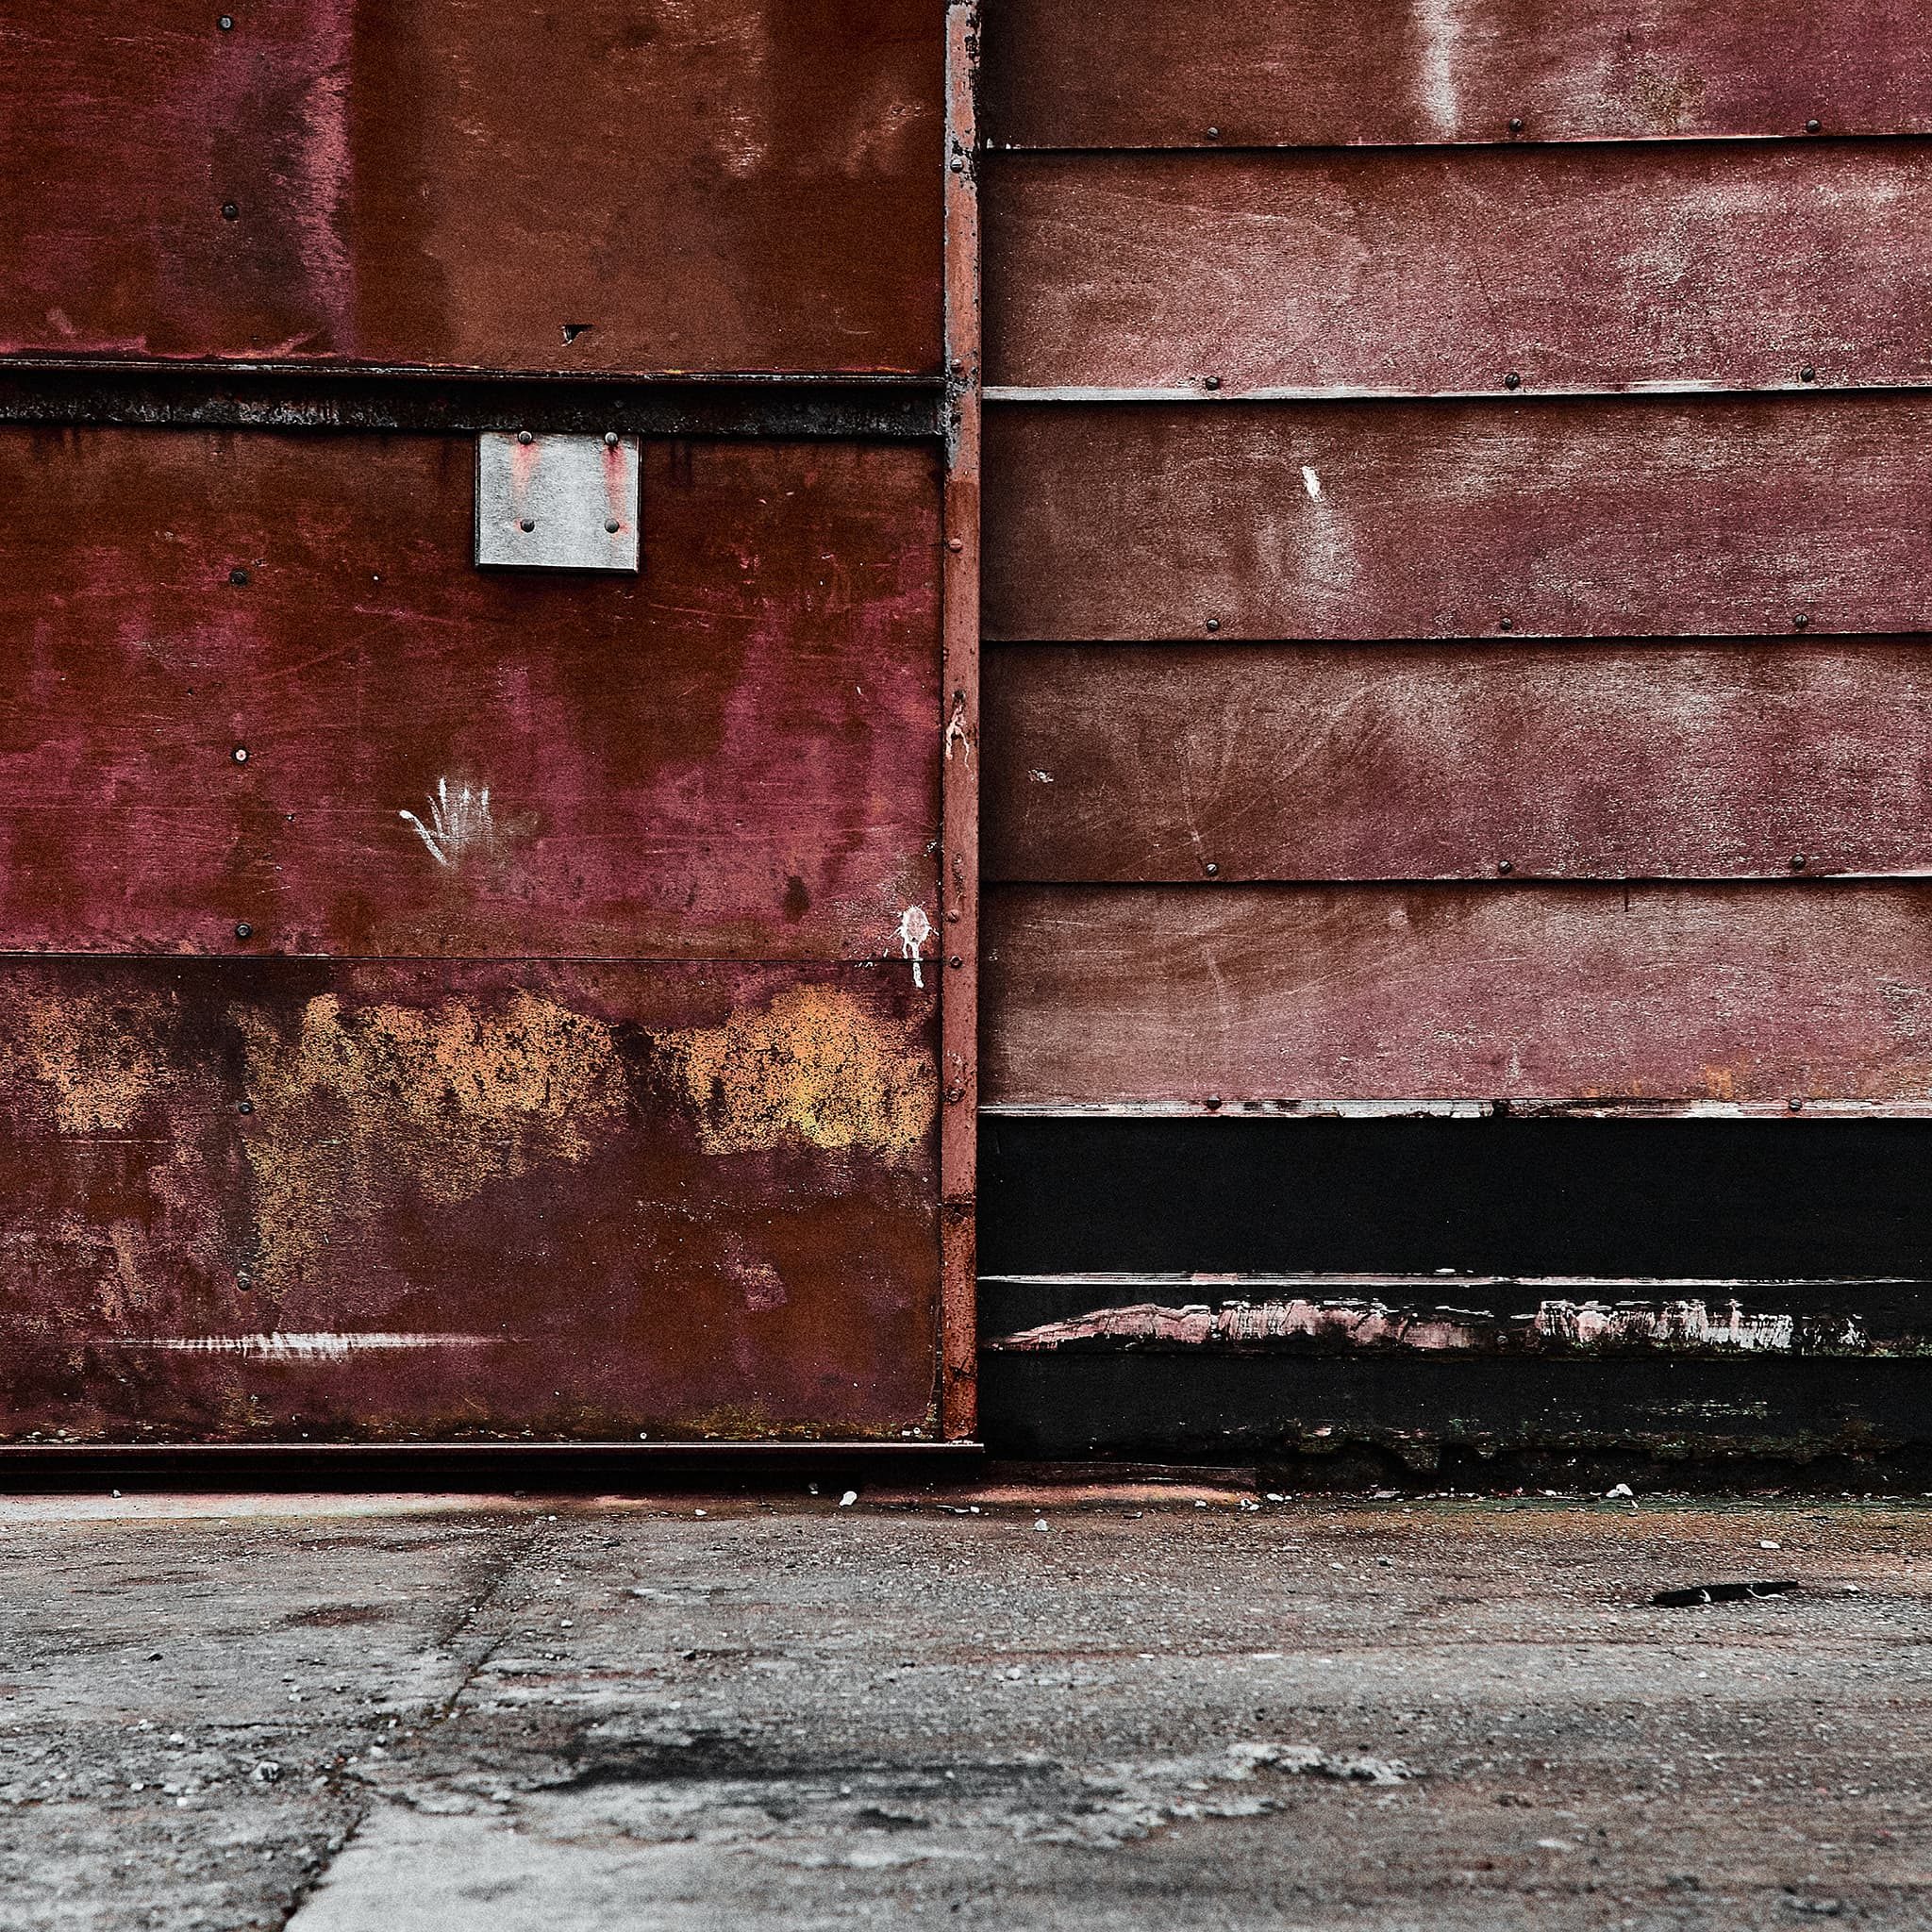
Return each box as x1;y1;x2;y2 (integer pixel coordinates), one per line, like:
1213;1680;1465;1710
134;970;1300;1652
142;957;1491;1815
399;777;496;869
122;1333;494;1361
1029;769;1055;784
1301;465;1322;499
897;906;933;989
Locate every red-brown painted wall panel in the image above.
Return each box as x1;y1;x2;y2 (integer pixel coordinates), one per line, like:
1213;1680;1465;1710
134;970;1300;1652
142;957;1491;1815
0;0;941;374
982;0;1932;148
985;145;1932;395
983;399;1932;641
0;957;939;1441
0;429;940;960
984;883;1932;1107
984;641;1932;883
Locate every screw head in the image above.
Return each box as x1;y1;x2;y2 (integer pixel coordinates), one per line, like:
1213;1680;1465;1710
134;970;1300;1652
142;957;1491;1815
1794;612;1810;630
1204;861;1220;876
218;13;234;27
1800;365;1817;382
603;429;620;447
1203;375;1222;391
237;1099;253;1115
1206;616;1221;632
605;520;621;534
948;954;963;969
949;156;964;172
1498;615;1514;632
519;518;535;533
1204;1095;1223;1111
231;746;248;764
233;922;253;941
220;201;239;221
947;536;964;552
1790;855;1807;871
1206;126;1221;140
1806;118;1821;134
1503;371;1522;390
517;428;534;445
1497;859;1514;874
1507;116;1524;133
236;1272;253;1291
1789;1096;1804;1111
228;567;249;586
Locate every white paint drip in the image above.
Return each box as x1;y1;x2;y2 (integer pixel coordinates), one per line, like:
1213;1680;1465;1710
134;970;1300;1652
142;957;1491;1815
121;1334;496;1361
1301;464;1322;499
898;906;933;989
399;777;496;869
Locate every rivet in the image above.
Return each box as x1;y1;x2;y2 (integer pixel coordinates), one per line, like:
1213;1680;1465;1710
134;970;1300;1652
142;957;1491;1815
605;520;620;534
1503;371;1522;390
1204;861;1220;876
237;1099;253;1115
1789;1096;1804;1111
945;908;960;923
233;922;253;941
1790;855;1807;871
948;954;963;969
517;428;534;445
949;156;964;172
1206;126;1221;140
228;566;249;586
1205;1095;1223;1111
1498;615;1514;632
220;201;239;221
1794;612;1810;630
1497;859;1513;874
218;13;234;27
948;537;964;552
1203;375;1222;391
519;518;535;533
1206;616;1221;632
603;430;620;447
231;746;248;765
1800;365;1817;383
1507;117;1524;133
1806;118;1821;134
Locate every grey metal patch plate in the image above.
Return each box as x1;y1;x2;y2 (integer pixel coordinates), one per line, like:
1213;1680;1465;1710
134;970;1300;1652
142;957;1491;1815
475;431;640;572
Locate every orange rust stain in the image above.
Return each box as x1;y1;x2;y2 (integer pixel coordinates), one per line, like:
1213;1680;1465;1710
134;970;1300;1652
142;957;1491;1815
15;991;176;1133
235;990;628;1289
1700;1064;1738;1102
660;984;935;1158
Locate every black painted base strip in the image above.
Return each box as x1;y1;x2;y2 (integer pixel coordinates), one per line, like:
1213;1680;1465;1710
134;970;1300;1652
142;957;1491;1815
0;1441;983;1493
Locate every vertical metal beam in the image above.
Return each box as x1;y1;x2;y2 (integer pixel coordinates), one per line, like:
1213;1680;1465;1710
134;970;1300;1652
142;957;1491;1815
940;0;982;1439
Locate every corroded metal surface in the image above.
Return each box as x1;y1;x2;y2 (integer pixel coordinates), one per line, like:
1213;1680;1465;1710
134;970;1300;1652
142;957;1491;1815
982;0;1932;147
0;428;940;960
984;641;1932;883
985;144;1932;394
0;958;940;1443
1;0;942;374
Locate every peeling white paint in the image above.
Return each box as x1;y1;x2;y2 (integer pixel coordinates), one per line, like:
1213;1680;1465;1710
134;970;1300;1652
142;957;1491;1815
993;1300;1485;1353
897;906;933;989
1301;464;1322;499
122;1334;496;1361
1532;1300;1861;1352
1029;769;1055;785
399;778;496;869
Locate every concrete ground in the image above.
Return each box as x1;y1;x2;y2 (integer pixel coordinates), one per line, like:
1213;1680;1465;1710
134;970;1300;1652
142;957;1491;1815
0;1484;1927;1930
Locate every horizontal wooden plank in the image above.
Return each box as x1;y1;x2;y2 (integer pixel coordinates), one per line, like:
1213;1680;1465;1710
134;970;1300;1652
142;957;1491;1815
978;1116;1932;1277
0;429;939;959
0;957;939;1441
981;0;1932;148
0;0;940;374
984;883;1932;1105
980;1353;1932;1463
984;641;1932;882
982;398;1932;641
980;1274;1931;1357
984;144;1932;394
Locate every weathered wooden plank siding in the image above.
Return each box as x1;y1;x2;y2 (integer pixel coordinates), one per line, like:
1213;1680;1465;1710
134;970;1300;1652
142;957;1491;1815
982;0;1932;148
982;398;1932;641
0;957;940;1442
984;144;1932;394
984;641;1932;882
983;884;1932;1106
0;429;940;960
1;0;942;373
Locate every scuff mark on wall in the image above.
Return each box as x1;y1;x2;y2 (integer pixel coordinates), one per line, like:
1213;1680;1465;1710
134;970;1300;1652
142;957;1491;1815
122;1332;495;1360
658;984;936;1158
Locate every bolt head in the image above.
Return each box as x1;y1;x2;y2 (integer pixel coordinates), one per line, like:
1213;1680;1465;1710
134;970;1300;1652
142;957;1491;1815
1205;1096;1223;1111
1203;375;1222;391
233;922;253;941
218;13;234;27
231;746;248;764
228;567;249;586
517;428;534;445
237;1100;253;1115
604;430;620;447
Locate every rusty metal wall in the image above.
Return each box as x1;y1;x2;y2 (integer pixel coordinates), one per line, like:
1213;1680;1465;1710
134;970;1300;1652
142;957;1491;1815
975;0;1932;1466
0;1;977;1454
